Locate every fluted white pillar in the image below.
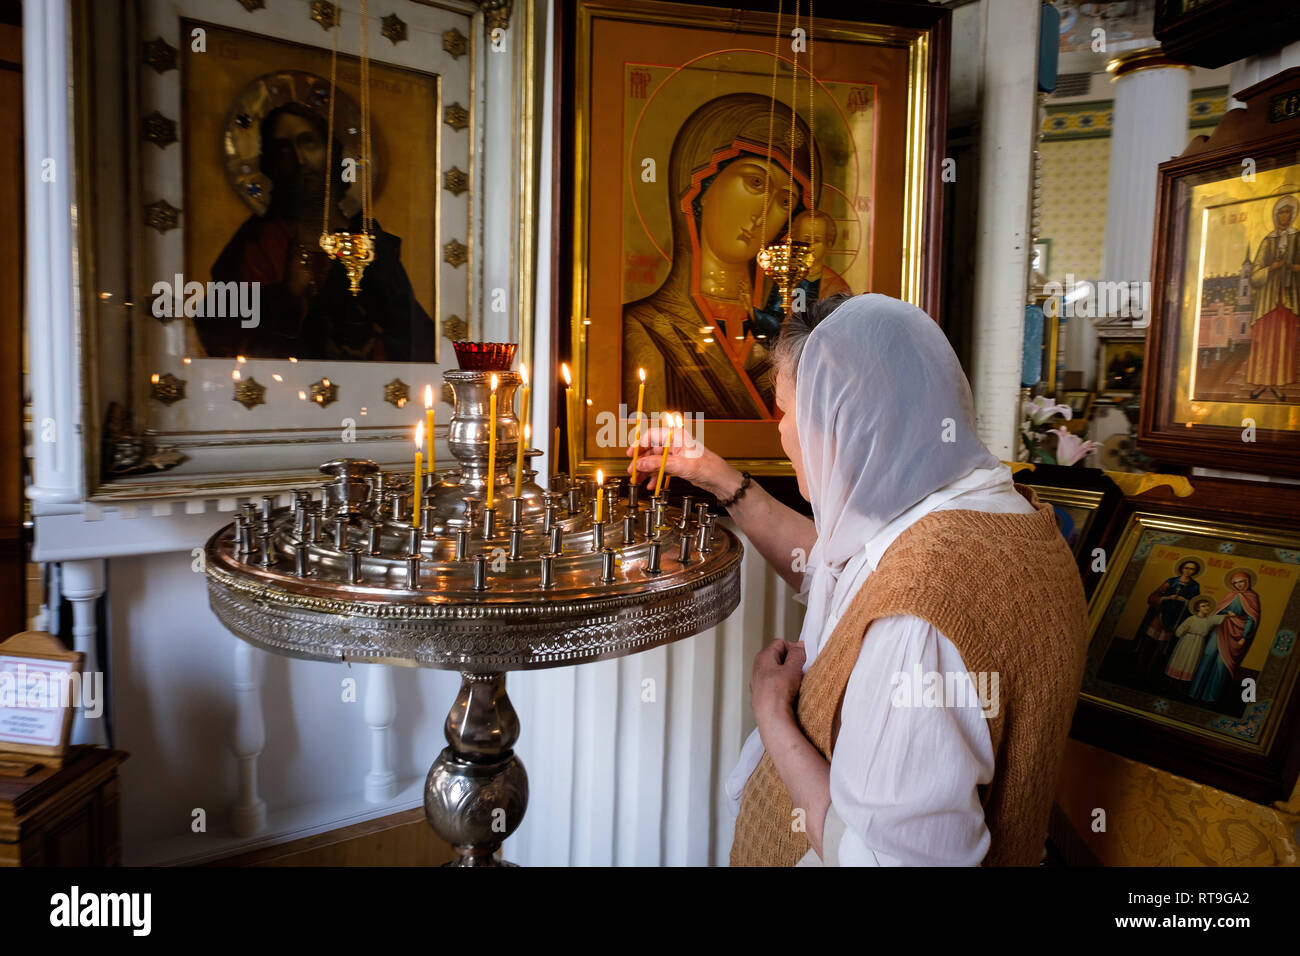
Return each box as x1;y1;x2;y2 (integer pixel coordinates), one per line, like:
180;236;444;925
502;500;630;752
23;0;81;509
230;639;267;837
1074;51;1192;386
60;559;106;747
363;664;397;803
1227;41;1300;109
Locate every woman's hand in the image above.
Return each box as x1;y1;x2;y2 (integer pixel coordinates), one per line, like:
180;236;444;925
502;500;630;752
625;422;740;498
750;638;806;727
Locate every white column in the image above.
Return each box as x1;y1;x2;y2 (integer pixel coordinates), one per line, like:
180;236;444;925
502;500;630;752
1228;40;1300;109
362;664;397;803
23;0;81;509
1077;52;1192;387
231;639;267;837
60;559;106;747
970;0;1040;457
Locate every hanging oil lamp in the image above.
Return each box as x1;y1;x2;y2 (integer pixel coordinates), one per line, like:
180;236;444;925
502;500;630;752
319;0;376;296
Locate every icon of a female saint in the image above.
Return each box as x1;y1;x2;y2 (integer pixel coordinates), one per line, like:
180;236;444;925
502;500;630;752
622;94;820;420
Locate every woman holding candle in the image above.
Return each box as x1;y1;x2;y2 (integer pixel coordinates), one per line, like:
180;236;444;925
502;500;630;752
626;292;1088;867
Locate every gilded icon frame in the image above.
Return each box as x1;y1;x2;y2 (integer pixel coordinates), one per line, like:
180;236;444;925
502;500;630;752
1072;506;1300;803
554;0;950;480
1139;67;1300;478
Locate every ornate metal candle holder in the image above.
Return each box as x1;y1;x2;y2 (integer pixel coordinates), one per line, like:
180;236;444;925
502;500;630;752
204;353;743;866
319;231;376;295
756;239;814;312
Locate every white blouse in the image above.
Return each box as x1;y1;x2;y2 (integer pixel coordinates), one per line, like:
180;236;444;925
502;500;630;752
726;468;1037;866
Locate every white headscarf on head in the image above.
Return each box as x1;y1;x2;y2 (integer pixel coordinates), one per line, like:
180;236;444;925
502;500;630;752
791;293;999;661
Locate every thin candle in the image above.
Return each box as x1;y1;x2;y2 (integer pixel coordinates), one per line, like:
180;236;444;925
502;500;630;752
629;367;646;477
653;412;675;497
553;425;561;476
594;468;604;523
487;373;499;510
662;412;684;495
413;420;424;528
424;385;436;490
561;362;577;477
514;363;530;498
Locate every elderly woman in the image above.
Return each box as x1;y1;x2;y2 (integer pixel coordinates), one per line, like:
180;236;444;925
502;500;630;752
627;293;1089;866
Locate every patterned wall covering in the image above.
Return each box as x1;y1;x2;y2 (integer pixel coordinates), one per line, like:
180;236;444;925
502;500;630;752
1054;739;1300;866
1037;87;1229;285
1040;137;1111;282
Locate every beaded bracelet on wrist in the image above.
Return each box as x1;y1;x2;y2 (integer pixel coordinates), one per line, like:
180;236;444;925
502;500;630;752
717;472;752;510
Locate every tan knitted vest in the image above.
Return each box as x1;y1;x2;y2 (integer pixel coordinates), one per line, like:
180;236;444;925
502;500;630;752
730;487;1089;866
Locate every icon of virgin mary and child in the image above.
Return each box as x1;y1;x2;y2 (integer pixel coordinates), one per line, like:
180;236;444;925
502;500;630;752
622;94;850;421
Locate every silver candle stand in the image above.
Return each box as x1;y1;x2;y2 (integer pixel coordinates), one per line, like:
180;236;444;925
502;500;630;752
204;365;742;865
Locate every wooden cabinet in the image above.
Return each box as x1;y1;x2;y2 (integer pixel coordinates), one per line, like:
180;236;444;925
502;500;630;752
0;747;128;866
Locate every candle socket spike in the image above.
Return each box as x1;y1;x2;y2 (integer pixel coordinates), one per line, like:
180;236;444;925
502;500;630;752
601;547;617;583
367;522;382;555
509;495;524;525
294;541;310;577
549;526;563;555
678;532;693;565
539;551;556;589
698;523;714;554
344;546;363;584
455;528;470;561
408;525;423;555
623;512;636;543
258;531;275;567
482;506;497;540
645;539;663;575
592;521;605;553
567;487;581;515
405;553;421;590
472;552;488;591
509;526;524;561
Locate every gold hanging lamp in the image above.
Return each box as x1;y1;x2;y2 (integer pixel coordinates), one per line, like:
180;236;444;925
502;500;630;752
756;0;816;313
319;0;376;295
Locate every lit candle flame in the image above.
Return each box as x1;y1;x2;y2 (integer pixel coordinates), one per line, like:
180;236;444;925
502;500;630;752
520;363;529;386
638;367;646;382
561;363;572;386
425;384;433;409
415;420;424;450
490;373;499;391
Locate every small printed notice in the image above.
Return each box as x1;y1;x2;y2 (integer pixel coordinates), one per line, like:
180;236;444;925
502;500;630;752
0;655;77;748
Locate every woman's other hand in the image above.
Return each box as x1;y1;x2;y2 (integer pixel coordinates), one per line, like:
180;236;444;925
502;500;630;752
750;638;806;726
626;421;739;498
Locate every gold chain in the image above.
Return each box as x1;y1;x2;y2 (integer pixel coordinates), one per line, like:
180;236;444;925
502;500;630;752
321;6;340;238
759;0;783;252
360;0;372;237
786;0;799;247
808;0;815;211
